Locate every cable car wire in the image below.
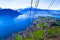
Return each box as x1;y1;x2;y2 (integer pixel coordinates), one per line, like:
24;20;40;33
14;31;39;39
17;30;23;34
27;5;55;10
28;0;33;27
31;0;40;24
28;0;40;26
47;0;56;9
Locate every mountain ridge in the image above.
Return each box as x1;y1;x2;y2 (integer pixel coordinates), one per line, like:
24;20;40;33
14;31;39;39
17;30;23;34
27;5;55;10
17;8;60;16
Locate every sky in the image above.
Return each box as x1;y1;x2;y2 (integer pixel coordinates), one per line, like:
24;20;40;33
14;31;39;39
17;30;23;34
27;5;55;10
0;0;60;10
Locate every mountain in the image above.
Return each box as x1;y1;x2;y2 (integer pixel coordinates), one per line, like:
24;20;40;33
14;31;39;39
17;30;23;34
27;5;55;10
0;8;2;10
17;8;60;16
0;9;22;18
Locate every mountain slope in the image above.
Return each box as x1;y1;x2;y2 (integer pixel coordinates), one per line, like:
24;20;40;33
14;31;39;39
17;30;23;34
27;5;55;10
17;8;60;16
0;9;22;18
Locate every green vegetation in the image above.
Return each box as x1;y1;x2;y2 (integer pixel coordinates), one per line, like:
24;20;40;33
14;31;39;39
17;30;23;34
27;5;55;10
25;30;44;40
15;26;60;40
25;36;34;40
24;26;60;40
16;34;22;40
36;22;45;28
55;21;60;25
33;30;44;39
38;16;56;21
47;26;60;37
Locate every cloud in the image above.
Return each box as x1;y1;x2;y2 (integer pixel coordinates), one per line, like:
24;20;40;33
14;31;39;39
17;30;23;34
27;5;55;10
0;0;60;10
14;14;28;20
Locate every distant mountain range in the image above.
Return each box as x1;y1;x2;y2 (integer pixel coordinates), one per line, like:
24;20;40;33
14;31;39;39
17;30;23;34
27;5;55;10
17;8;60;16
0;8;60;16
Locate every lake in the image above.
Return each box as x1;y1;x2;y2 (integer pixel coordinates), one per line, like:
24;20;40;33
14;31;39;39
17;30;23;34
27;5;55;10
0;10;60;39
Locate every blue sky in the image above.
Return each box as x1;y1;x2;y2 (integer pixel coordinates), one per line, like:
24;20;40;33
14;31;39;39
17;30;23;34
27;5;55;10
0;0;60;10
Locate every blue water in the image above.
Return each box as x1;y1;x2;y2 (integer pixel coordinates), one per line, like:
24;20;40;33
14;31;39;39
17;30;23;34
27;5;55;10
0;14;34;39
0;9;60;39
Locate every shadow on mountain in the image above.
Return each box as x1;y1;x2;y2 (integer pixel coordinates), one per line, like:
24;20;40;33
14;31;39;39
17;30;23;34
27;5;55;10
0;9;22;18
